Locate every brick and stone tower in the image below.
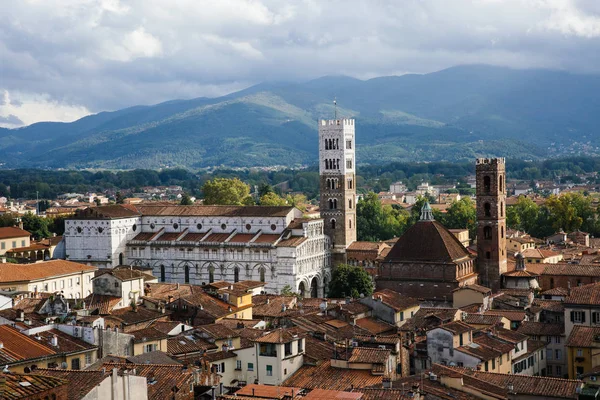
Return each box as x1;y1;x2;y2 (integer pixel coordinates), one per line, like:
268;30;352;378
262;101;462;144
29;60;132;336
476;158;507;291
319;118;357;267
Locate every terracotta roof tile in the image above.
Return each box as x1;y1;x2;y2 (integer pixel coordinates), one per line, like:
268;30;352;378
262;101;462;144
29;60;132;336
0;227;30;240
167;335;217;355
385;220;472;263
304;388;363;400
74;204;140;219
437;321;473;335
483;310;527;322
565;282;600;305
253;234;281;243
462;313;504;326
355;317;396;335
453;284;491;294
566;325;600;347
434;364;582;399
0;325;56;365
198;323;239;340
0;260;96;283
236;384;303;399
254;329;300;344
276;236;308;247
541;287;569;296
134;204;295;217
33;369;108;400
517;321;564;336
369;289;419;311
532;299;564;313
84;294;122;315
0;372;68;400
347;347;390;364
283;360;384;391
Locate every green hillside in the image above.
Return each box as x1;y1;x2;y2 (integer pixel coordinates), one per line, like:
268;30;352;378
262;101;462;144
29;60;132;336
1;65;599;169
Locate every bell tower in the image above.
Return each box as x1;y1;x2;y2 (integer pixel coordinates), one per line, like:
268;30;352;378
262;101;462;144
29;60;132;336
319;118;357;267
476;158;507;291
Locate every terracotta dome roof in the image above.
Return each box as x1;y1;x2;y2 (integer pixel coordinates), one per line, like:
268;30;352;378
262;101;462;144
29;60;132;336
385;220;472;264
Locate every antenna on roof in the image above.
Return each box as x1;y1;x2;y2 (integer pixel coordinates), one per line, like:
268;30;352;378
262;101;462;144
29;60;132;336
334;98;337;120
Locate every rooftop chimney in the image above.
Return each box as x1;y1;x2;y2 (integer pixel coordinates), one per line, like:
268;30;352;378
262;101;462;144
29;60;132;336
51;334;58;347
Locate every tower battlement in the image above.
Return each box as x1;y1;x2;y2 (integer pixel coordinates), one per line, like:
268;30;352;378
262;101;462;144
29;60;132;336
476;158;505;166
320;119;355;126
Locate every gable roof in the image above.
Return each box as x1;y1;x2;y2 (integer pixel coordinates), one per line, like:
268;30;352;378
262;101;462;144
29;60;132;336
369;289;419;311
0;227;30;240
385;220;472;264
566;325;600;348
565;282;600;305
33;369;109;400
134;204;295;217
0;325;56;364
0;260;96;283
0;372;68;400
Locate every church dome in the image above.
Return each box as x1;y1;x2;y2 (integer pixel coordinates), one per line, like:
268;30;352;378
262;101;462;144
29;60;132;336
385;206;473;264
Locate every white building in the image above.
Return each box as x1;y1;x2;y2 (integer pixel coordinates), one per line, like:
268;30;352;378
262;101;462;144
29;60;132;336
65;205;330;297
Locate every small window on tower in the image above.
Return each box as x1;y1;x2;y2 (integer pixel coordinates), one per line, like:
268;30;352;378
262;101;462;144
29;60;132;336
484;203;491;217
346;140;352;149
346;159;352;169
483;176;491;193
483;226;492;240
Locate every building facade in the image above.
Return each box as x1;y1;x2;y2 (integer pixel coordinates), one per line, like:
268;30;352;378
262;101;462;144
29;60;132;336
319;118;357;266
476;158;507;291
65;205;331;297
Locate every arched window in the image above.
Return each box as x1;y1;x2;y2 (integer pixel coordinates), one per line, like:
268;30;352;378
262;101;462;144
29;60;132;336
484;203;491;217
483;226;492;240
499;175;504;193
333;199;337;209
234;267;240;283
501;226;504;238
349;218;352;229
483;176;491;193
349;199;352;209
336;159;340;169
119;253;124;265
259;267;266;283
336;139;339;149
331;219;336;230
160;265;165;282
184;265;190;284
329;199;334;210
500;202;504;217
209;266;215;283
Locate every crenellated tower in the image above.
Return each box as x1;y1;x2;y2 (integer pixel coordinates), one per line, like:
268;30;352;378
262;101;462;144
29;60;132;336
476;158;507;291
319;118;357;266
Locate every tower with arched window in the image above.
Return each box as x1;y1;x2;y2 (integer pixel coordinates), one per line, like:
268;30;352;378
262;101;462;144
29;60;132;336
319;117;357;266
476;158;507;291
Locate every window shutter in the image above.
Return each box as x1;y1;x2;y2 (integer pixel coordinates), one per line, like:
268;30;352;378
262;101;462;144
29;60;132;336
571;311;574;322
594;313;597;324
582;312;586;323
221;362;225;373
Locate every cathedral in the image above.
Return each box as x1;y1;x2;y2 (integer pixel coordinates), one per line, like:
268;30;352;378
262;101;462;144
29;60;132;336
376;158;507;301
64;118;358;298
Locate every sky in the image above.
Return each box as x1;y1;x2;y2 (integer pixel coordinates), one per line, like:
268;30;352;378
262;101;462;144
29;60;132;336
1;0;600;128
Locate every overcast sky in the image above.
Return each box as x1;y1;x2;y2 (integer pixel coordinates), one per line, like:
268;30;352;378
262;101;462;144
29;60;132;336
1;0;600;128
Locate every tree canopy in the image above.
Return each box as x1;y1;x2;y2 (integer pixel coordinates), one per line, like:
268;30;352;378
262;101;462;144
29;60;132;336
180;193;193;205
202;178;254;205
356;192;410;241
327;264;374;299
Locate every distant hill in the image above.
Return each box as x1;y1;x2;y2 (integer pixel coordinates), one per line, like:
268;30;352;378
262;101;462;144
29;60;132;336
1;65;599;169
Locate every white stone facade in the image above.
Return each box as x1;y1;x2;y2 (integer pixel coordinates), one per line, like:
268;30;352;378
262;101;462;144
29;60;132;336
65;206;331;297
64;217;140;268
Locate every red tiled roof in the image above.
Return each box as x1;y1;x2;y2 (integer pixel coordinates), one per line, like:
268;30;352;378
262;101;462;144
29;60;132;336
236;384;303;399
283;360;384;391
0;227;30;239
0;372;68;400
437;321;473;335
517;321;564;336
33;369;110;400
74;204;140;219
370;289;419;311
0;260;96;283
276;236;308;247
355;317;396;335
303;388;363;400
385;220;472;263
566;325;600;348
565;282;600;305
453;284;491;294
178;232;205;242
348;347;390;364
254;329;300;344
434;364;582;399
253;234;281;243
204;233;231;243
228;233;255;243
0;325;56;364
134;205;294;217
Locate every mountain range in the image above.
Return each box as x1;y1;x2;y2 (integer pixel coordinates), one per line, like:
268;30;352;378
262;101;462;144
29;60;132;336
1;65;599;170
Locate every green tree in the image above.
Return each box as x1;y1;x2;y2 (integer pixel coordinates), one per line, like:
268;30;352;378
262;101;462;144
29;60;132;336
0;214;17;228
356;192;410;241
285;194;308;212
202;178;253;205
545;193;586;232
408;196;443;226
257;182;274;198
180;193;193;205
506;196;540;234
328;264;374;299
21;212;51;239
259;192;287;206
115;191;125;204
440;197;477;238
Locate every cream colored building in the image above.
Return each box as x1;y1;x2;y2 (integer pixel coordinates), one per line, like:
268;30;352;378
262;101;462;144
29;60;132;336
0;260;96;298
0;226;30;256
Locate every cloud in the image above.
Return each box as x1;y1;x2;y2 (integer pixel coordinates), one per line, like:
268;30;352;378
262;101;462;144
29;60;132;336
0;90;91;128
1;0;599;125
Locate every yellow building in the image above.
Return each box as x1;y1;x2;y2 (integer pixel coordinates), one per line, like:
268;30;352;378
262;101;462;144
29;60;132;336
0;325;98;373
566;325;600;379
0;226;30;256
131;326;169;356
